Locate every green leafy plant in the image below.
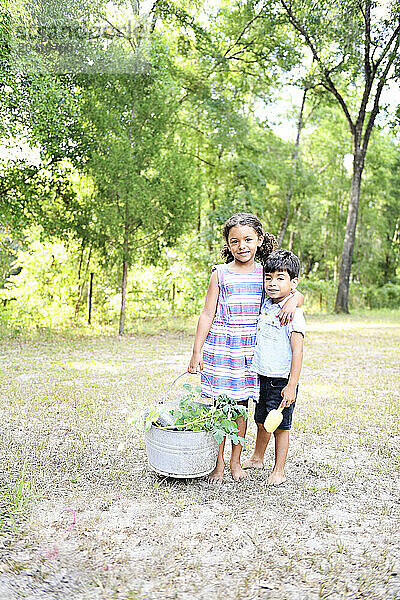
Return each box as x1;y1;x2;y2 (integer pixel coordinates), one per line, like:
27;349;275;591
0;459;35;532
137;384;248;447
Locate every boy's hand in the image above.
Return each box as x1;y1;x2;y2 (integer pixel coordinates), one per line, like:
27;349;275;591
188;351;203;373
278;294;297;325
281;384;297;407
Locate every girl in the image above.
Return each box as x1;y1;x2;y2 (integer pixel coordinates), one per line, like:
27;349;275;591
188;213;302;482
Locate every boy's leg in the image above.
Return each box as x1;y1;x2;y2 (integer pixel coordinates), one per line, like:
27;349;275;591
243;375;270;469
267;428;289;486
243;422;271;468
208;437;226;483
230;412;248;481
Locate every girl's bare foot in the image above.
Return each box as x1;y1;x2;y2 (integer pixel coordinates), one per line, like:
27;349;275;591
267;470;286;486
243;456;264;469
207;464;224;483
230;463;248;481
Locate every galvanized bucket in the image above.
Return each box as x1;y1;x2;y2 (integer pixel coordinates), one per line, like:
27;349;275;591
145;373;219;478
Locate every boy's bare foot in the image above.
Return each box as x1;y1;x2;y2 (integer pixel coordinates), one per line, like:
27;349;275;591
267;470;286;486
230;463;248;481
207;465;224;483
243;456;264;469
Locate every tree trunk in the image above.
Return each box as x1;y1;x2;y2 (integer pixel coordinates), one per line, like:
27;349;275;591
197;200;201;233
87;272;94;325
119;260;128;335
334;149;365;313
288;229;295;251
277;88;307;247
75;246;92;316
119;202;130;335
77;240;85;280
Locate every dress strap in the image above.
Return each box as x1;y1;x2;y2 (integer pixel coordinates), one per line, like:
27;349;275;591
212;264;225;288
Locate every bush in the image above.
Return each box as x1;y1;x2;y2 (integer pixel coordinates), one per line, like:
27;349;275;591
300;277;400;312
358;281;400;309
0;237;78;328
3;228;399;332
300;277;337;313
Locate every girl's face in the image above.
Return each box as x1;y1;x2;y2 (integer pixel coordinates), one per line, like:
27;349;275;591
227;225;263;264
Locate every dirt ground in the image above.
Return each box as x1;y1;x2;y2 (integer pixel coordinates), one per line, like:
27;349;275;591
0;313;399;600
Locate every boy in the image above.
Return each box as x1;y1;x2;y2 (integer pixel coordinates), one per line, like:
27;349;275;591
243;249;305;485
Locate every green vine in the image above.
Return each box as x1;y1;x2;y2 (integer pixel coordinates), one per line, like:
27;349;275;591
137;384;248;446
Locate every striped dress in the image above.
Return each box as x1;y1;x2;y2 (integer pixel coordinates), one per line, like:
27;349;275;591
201;262;264;402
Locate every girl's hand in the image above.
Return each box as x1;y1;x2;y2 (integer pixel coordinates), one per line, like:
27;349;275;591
278;294;297;325
188;351;203;373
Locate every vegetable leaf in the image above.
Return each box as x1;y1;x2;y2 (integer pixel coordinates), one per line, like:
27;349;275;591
130;386;248;446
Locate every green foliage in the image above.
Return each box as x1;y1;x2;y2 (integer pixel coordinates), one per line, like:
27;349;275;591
1;234;80;328
0;0;399;325
0;460;34;532
0;234;22;289
0;158;87;241
71;40;198;267
300;277;337;313
140;384;248;447
359;282;400;310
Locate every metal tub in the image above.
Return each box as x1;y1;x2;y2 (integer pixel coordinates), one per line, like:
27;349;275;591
145;426;219;478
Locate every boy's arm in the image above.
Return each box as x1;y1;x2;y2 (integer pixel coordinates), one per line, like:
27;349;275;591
281;332;304;407
278;290;304;325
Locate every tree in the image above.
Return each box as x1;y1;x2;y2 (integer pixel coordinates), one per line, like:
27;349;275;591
273;0;400;311
1;1;199;331
78;45;196;333
276;86;307;247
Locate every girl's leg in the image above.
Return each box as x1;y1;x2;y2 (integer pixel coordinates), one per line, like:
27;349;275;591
230;410;248;481
209;400;248;482
208;437;226;483
267;428;289;486
243;422;271;468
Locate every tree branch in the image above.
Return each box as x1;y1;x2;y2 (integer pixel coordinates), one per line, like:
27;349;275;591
372;21;400;71
224;56;259;64
363;0;372;83
173;119;207;137
362;33;400;153
233;38;258;52
101;17;136;51
224;11;264;58
356;1;374;140
179;151;216;167
177;91;190;104
149;0;161;33
280;0;355;136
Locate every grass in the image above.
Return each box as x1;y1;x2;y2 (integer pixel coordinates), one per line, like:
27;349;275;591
0;460;35;532
0;310;399;599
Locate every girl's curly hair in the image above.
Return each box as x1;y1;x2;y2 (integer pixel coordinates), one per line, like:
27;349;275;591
221;213;277;265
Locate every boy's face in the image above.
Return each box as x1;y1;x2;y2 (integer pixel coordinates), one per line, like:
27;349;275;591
264;270;298;303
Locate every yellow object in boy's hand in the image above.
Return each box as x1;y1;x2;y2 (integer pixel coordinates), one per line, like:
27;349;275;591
264;406;284;433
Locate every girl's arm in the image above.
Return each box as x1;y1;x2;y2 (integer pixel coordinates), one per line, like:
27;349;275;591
188;270;219;373
278;290;304;325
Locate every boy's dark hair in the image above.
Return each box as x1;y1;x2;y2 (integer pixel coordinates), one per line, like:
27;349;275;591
221;212;277;264
263;249;301;279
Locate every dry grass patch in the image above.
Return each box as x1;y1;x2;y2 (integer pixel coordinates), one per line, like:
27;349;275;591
0;314;399;600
